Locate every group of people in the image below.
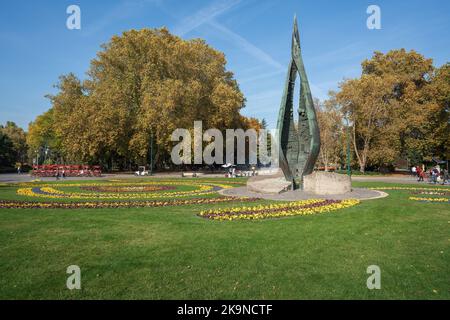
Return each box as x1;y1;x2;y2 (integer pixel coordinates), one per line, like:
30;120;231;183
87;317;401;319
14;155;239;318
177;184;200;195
55;169;66;180
412;165;449;184
225;165;257;178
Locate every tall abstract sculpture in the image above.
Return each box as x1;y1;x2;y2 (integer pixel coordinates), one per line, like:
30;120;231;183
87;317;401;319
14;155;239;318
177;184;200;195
277;15;321;190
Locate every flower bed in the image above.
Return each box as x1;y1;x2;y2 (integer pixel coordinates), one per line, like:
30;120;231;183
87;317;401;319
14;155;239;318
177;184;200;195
80;185;176;192
198;199;360;221
15;180;236;200
0;196;260;209
369;186;450;191
408;197;450;203
17;186;217;199
368;186;450;204
17;181;242;188
410;190;450;196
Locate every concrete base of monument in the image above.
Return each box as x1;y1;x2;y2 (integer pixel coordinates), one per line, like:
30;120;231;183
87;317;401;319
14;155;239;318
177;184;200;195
247;169;291;194
303;171;351;195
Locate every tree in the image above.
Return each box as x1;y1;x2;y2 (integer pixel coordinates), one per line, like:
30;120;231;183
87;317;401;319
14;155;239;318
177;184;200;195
316;94;345;170
337;74;397;173
425;63;450;161
361;49;441;165
336;49;448;172
0;131;14;167
27;109;60;164
34;28;250;169
46;73;88;162
0;121;27;164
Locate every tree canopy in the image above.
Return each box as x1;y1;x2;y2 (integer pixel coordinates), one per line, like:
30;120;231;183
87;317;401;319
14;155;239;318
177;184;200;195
335;49;449;172
0;121;27;167
28;28;255;169
23;35;450;172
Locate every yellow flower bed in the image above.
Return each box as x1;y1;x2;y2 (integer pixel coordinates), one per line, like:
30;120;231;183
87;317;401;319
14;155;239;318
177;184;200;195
17;187;215;199
0;196;259;209
409;197;449;203
368;186;449;203
16;180;236;200
199;199;360;221
369;186;450;191
18;181;235;189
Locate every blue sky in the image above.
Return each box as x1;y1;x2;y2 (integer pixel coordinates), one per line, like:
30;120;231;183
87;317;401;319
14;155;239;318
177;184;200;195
0;0;449;130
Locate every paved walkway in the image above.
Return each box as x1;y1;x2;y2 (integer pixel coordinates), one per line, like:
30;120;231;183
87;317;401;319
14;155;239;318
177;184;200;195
1;172;446;186
0;172;227;183
352;175;419;184
220;187;387;201
0;173;112;183
352;175;449;186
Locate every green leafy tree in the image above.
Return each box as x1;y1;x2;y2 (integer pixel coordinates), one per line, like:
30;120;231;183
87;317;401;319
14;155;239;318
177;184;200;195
0;121;27;163
27;109;60;163
0;131;14;167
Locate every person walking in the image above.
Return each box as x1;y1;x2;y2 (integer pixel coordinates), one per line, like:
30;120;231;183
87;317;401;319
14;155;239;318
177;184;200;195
417;166;424;182
431;167;439;184
442;169;449;185
439;170;446;185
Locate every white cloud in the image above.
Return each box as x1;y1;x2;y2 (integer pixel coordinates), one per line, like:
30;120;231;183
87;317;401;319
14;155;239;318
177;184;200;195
173;0;242;36
239;70;285;84
208;21;284;71
172;0;283;71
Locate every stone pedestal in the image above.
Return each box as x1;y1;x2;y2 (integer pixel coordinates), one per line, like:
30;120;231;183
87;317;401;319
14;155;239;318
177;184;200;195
303;171;351;195
247;169;292;194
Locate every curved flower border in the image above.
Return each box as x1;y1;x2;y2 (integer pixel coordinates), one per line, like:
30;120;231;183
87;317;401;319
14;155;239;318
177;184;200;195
16;181;237;200
369;186;450;191
80;185;176;192
408;197;450;203
17;181;244;188
0;196;260;209
368;186;450;204
410;190;450;196
198;199;360;221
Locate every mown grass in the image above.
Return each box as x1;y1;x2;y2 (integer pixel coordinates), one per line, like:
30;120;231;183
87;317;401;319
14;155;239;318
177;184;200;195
0;178;448;299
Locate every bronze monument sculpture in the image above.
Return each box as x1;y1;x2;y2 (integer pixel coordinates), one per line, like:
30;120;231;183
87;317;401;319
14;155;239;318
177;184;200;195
277;15;321;190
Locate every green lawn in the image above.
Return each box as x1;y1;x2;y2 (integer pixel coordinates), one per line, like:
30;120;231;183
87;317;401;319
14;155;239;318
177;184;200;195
0;178;448;299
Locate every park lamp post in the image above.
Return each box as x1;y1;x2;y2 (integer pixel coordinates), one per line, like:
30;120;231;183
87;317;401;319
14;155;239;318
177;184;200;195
44;146;49;163
344;112;352;177
149;130;153;176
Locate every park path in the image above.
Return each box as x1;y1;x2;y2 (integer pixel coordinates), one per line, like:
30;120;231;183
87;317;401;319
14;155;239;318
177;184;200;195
0;172;226;183
351;175;421;184
0;172;444;186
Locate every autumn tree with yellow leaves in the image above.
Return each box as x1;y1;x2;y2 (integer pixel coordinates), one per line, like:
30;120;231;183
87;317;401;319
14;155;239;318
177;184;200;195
336;49;449;173
27;32;448;173
28;28;256;169
315;95;345;171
